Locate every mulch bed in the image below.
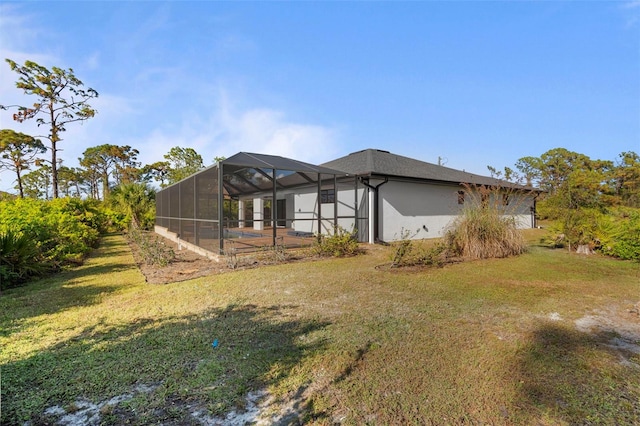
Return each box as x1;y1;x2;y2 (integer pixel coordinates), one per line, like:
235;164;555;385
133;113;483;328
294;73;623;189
126;233;324;285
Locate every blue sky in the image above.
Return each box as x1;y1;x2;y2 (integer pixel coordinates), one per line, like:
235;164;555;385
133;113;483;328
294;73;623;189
1;1;639;191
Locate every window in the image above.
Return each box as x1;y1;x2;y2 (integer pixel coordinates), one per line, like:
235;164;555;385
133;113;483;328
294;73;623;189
321;189;335;204
457;190;465;205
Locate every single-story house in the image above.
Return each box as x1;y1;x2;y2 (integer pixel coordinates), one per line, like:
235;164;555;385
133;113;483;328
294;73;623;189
155;149;537;258
321;148;537;242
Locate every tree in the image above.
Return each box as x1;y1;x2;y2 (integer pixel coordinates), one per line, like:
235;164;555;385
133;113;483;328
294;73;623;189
486;165;517;183
141;161;171;187
112;145;141;185
57;166;85;197
4;59;98;198
79;145;113;199
164;146;204;184
110;182;155;229
21;164;52;199
79;144;139;199
0;129;46;198
514;156;543;187
610;151;640;207
496;148;640;255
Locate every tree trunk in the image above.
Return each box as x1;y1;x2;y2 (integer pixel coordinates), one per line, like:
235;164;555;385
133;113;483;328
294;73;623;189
50;102;59;199
51;139;58;198
16;169;24;198
576;244;593;255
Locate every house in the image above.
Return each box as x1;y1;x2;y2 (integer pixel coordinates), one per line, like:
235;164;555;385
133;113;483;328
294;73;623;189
321;149;537;243
154;149;537;258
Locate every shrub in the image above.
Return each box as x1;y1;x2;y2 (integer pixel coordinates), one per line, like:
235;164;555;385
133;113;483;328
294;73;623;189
444;185;526;260
127;227;175;266
313;226;360;257
0;197;102;266
391;228;422;267
108;183;156;230
546;207;606;251
0;229;50;291
391;237;447;268
599;207;640;261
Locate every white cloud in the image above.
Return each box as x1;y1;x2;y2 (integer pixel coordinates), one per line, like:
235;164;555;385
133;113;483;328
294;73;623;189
0;5;342;192
216;107;339;161
621;0;640;27
84;52;100;70
132;93;342;169
0;4;45;52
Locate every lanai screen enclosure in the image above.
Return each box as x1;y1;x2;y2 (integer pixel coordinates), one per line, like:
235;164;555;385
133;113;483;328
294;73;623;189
155;152;368;256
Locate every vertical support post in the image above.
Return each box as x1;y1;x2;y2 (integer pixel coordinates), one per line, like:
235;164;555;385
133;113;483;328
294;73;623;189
272;168;277;247
368;187;375;244
194;176;199;246
238;200;245;229
354;175;358;240
218;163;224;254
253;198;264;231
178;181;182;242
317;174;322;238
333;174;338;231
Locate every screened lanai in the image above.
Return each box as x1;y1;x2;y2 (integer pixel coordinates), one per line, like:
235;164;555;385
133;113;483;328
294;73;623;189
155;152;369;256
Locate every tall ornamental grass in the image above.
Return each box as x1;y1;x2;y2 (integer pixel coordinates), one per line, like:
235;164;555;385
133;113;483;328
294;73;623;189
445;185;526;260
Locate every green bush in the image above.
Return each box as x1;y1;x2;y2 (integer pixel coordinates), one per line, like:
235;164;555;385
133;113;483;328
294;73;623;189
0;229;50;291
0;197;103;266
108;183;156;230
391;237;447;268
599;207;640;261
541;207;640;261
313;226;360;257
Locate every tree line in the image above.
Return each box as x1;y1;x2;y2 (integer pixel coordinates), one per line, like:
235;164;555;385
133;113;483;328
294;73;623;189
0;59;213;200
490;148;640;259
0;135;208;200
489;147;640;210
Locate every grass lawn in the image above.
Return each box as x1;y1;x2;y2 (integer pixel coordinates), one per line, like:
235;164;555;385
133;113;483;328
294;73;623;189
1;231;639;425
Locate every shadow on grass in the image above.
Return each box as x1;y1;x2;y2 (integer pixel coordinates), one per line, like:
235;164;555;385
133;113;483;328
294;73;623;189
515;322;640;424
2;303;330;425
0;235;139;335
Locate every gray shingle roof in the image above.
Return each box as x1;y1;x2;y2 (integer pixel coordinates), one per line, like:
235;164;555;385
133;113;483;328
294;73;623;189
321;149;529;188
222;152;346;175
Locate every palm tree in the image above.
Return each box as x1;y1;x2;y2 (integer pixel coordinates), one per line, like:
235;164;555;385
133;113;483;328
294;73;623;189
110;183;155;229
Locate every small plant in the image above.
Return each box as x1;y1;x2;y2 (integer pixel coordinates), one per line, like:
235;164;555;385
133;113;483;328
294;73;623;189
224;239;238;269
391;229;448;268
126;227;175;267
420;242;448;267
274;236;287;262
255;237;289;264
313;225;360;257
391;228;420;267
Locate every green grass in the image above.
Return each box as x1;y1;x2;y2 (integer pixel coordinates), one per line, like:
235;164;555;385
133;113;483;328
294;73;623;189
1;231;639;424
